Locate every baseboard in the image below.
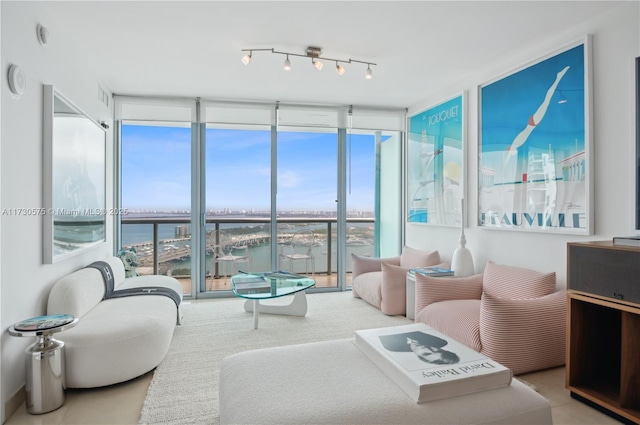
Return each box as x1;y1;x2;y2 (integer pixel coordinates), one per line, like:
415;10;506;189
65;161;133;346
4;385;25;423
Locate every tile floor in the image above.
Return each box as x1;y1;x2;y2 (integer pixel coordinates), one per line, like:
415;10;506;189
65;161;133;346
5;366;622;424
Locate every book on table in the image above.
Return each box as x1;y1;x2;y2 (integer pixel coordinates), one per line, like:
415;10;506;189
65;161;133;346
233;276;272;294
409;266;454;277
233;275;268;284
354;323;512;403
612;235;640;247
262;270;309;280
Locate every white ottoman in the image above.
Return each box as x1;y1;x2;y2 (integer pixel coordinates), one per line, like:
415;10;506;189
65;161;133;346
219;339;552;425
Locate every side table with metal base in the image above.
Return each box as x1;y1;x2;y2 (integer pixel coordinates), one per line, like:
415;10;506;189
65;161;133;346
8;314;78;414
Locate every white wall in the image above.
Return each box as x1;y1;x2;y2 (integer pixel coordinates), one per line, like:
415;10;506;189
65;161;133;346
406;2;640;288
0;3;113;422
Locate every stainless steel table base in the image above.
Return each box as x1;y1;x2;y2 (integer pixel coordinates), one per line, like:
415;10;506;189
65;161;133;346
25;335;66;414
9;314;77;415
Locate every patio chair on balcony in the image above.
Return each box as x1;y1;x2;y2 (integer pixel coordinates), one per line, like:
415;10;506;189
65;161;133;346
280;229;316;275
209;230;252;283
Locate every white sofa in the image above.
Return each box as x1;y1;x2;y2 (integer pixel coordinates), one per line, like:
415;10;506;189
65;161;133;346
47;256;183;388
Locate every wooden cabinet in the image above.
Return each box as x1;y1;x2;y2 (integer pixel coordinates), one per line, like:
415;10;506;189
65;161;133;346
567;241;640;424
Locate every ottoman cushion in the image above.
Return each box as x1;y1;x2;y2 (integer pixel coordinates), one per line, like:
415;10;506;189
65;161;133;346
219;339;551;425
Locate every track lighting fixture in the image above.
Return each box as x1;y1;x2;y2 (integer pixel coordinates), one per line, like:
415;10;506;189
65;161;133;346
240;46;376;79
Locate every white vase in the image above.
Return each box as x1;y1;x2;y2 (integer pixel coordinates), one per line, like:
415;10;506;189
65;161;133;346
451;199;474;277
451;241;475;277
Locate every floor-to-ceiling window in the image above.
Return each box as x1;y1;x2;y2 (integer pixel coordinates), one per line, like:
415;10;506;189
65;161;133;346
275;127;338;285
203;124;272;292
116;97;404;298
276;106;342;289
116;99;195;297
201;102;275;295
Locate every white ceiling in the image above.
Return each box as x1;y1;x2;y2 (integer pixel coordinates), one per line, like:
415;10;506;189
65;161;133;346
41;1;621;109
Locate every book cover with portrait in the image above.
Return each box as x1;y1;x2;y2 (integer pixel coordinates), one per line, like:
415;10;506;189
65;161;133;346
354;323;512;403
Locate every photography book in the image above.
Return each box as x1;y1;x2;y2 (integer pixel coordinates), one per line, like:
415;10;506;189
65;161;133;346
263;270;309;280
354;323;512;403
233;275;268;284
612;235;640;247
232;276;272;294
409;266;454;277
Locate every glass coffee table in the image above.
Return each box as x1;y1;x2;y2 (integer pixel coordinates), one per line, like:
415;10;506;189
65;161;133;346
230;271;315;329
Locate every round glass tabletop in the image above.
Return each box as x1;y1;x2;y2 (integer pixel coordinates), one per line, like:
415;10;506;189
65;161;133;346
9;314;78;337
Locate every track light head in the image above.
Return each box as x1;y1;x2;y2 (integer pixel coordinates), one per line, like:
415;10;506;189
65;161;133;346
283;55;291;71
365;65;373;80
313;59;323;71
336;62;345;76
241;52;252;65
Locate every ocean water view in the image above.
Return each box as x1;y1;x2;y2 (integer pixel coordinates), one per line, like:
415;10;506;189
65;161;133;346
121;221;374;277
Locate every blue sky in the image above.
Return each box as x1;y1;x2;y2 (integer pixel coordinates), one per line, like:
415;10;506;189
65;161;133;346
121;125;377;211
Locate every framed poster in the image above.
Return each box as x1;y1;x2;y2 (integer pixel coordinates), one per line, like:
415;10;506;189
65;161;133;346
408;93;464;226
478;36;593;234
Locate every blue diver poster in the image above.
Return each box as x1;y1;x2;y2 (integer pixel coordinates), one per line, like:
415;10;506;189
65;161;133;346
478;38;592;234
408;94;464;226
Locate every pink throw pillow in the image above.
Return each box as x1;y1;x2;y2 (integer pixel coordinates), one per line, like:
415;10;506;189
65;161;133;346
399;246;440;268
482;261;556;299
480;290;566;374
380;262;409;316
414;273;483;307
351;253;400;279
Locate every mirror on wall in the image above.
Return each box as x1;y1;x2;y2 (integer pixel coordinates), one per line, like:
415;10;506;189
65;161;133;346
43;84;106;264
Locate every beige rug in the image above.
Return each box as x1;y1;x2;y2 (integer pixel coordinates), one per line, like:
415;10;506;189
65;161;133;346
139;291;411;425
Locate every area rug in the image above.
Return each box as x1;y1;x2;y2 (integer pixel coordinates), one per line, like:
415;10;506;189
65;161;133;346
139;291;411;425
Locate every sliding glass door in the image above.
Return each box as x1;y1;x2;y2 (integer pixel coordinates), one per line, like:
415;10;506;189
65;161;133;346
276;127;338;288
119;121;193;297
203;124;272;292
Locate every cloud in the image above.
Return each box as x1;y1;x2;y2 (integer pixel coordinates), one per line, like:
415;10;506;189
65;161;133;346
277;170;301;188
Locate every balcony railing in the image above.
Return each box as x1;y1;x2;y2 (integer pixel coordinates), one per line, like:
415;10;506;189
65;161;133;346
120;216;375;281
